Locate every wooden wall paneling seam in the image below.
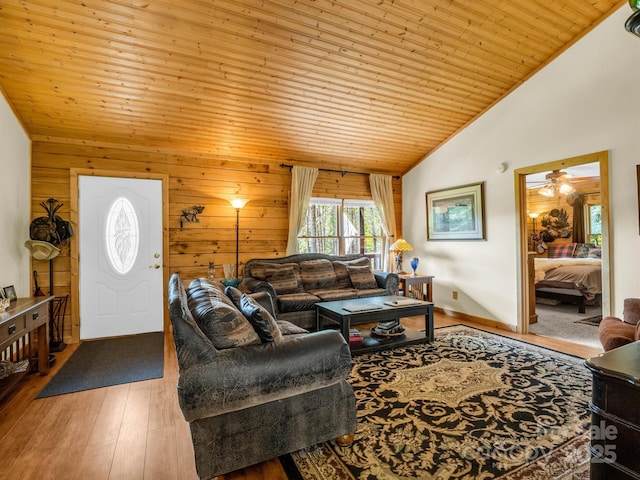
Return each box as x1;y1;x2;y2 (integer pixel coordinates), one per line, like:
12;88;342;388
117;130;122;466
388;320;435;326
32;141;241;163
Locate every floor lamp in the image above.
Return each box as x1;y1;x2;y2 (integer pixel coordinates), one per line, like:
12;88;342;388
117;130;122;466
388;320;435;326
228;198;249;282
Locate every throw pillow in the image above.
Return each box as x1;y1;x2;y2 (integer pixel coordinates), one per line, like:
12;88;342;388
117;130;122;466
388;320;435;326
300;259;337;290
265;266;302;294
246;262;298;281
347;265;378;289
224;285;243;307
588;247;602;258
573;243;595;258
333;257;371;289
277;320;309;335
239;294;284;343
187;280;260;349
547;243;576;258
225;286;278;319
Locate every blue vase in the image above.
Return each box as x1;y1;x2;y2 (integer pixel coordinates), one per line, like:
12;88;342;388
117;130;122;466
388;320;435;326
410;257;419;276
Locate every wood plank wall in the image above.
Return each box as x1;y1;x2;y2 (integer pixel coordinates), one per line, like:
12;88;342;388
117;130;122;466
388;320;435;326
30;141;402;343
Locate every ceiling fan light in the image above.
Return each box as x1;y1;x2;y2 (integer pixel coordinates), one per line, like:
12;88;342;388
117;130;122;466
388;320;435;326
559;182;575;195
539;185;555;197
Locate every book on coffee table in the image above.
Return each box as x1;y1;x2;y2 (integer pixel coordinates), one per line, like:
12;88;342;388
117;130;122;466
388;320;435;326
384;298;422;307
349;328;362;345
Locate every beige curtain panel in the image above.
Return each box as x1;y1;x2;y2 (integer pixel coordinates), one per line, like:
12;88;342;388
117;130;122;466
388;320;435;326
369;174;396;271
286;166;319;255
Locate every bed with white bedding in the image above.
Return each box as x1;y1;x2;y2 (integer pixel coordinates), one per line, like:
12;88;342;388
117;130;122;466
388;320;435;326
534;257;602;313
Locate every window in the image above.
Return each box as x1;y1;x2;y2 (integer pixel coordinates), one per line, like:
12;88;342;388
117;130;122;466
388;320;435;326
297;198;387;269
587;204;602;245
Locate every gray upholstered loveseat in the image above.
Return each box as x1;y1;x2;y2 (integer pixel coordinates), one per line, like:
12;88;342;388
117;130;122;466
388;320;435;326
168;273;357;479
239;253;400;330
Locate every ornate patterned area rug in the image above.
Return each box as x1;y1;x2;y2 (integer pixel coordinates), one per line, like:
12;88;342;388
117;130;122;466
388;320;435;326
283;325;592;479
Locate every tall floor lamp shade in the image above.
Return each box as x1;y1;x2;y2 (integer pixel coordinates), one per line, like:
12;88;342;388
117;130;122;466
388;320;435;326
229;199;249;280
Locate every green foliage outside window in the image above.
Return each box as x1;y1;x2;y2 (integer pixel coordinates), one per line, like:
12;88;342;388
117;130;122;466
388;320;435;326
297;198;387;268
589;205;602;245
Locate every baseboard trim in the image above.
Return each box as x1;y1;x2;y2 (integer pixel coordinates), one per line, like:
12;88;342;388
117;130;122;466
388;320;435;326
434;307;517;333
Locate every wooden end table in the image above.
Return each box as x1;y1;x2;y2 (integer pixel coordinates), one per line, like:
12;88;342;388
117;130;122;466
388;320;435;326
398;274;434;302
316;295;434;355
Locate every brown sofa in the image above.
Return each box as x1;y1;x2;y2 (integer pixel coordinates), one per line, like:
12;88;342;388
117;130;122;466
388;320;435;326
239;253;399;331
598;298;640;351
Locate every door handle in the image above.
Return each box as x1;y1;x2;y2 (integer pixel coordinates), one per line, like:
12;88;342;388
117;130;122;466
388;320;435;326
148;263;160;269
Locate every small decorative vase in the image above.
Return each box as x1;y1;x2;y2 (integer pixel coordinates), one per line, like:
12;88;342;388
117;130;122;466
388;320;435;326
221;264;240;287
410;257;419;276
208;262;215;281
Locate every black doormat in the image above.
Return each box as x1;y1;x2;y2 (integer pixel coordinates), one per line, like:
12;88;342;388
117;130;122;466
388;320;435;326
36;332;164;398
574;315;603;326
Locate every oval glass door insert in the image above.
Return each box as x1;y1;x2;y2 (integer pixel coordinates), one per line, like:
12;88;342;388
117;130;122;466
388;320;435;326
105;196;140;274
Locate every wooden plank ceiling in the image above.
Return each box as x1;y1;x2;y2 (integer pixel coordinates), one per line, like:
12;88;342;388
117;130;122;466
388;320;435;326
0;0;625;175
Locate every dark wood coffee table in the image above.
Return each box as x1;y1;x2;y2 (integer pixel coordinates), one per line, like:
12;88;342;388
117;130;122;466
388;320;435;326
315;295;434;354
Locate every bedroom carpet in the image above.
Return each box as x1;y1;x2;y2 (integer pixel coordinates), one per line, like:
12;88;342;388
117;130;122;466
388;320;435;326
283;325;591;480
36;332;164;398
529;302;602;349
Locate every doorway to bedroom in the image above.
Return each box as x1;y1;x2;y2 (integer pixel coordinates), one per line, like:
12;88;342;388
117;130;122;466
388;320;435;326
515;151;610;349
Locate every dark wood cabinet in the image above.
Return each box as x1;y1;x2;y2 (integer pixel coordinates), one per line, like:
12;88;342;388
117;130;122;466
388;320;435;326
585;342;640;479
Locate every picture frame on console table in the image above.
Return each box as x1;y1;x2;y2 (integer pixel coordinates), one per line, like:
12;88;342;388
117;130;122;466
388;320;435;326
426;182;485;241
3;285;17;301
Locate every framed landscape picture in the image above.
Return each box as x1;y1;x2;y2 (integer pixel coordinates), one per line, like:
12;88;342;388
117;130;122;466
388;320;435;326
426;182;486;240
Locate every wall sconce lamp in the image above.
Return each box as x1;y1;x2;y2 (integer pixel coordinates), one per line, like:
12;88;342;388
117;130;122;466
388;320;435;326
180;205;205;229
229;199;249;282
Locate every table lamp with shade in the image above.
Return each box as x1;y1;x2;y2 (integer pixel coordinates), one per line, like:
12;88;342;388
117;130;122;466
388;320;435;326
389;238;413;273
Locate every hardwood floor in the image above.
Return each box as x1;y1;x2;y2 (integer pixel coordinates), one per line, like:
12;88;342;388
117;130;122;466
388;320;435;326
0;313;602;480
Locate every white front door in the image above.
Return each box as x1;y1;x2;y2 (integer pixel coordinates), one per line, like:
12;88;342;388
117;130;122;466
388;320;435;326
79;176;163;340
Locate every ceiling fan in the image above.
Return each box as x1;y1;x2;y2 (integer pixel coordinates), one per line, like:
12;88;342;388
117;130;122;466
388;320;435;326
538;170;575;197
627;0;640;37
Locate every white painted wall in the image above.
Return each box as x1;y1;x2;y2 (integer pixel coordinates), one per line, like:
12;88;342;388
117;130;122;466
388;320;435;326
403;6;640;327
0;91;31;298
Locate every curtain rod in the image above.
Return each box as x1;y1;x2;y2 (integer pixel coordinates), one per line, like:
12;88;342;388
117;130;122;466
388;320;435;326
279;163;400;179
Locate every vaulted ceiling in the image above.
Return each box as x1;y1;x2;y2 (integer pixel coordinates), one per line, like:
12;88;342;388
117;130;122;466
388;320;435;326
0;0;626;175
